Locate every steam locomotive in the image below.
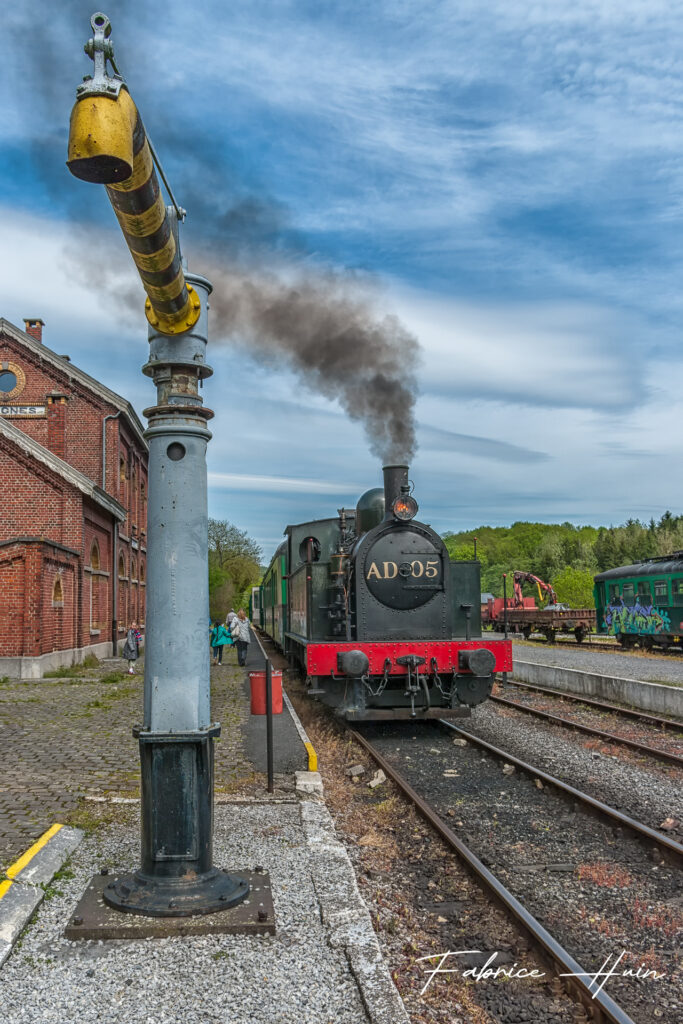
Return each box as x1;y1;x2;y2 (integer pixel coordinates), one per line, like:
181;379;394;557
258;465;512;720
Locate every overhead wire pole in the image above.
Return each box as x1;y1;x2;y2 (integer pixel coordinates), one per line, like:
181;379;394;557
67;12;249;917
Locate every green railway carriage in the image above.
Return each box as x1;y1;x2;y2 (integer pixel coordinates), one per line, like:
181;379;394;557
260;542;288;648
594;553;683;649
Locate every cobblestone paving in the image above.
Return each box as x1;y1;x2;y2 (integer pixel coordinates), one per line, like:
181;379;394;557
0;651;255;870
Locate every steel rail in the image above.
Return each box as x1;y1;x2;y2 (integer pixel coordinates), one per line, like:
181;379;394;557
440;722;683;867
349;727;636;1024
502;680;683;729
490;695;683;768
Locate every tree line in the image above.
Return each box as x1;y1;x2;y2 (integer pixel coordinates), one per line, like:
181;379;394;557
208;519;263;621
444;512;683;608
207;511;683;617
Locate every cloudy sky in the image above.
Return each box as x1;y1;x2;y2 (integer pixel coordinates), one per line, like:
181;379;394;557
3;1;683;561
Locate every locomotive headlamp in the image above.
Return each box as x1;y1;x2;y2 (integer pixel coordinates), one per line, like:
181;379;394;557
392;495;418;521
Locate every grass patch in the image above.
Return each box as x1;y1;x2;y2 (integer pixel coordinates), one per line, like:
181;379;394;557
99;671;128;685
82;653;100;669
66;797;136;834
44;665;83;679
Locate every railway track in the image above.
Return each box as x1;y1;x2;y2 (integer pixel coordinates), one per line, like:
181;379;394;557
351;726;652;1024
255;627;681;1020
490;690;683;768
438;721;683;868
500;680;682;729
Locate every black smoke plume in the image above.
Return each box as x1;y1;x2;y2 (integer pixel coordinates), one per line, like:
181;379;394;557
208;263;419;464
10;3;421;462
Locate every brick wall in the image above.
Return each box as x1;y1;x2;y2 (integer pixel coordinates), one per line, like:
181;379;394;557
0;323;148;663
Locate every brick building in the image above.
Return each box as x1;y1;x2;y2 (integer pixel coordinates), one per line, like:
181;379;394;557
0;317;148;678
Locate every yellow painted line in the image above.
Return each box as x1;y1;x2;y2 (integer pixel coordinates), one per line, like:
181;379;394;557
6;823;63;879
0;824;64;901
305;741;318;773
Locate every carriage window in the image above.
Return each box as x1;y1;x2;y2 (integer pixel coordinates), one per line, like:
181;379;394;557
608;584;620;603
636;582;652;605
622;583;634;606
654;580;668;600
672;579;683;606
299;537;321;563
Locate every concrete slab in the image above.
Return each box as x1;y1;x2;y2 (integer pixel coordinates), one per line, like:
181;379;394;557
0;824;83;968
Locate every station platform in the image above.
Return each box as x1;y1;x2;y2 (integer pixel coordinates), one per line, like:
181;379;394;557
0;633;408;1024
240;633;311;777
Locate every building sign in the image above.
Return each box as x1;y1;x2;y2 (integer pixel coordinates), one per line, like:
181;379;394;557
0;405;47;418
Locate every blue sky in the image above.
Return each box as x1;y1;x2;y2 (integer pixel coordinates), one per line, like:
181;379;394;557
3;1;683;561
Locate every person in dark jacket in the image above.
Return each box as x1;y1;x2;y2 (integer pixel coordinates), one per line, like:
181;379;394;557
210;621;231;665
123;622;140;675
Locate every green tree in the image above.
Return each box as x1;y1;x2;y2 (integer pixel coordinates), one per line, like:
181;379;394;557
551;566;596;609
208;519;262;619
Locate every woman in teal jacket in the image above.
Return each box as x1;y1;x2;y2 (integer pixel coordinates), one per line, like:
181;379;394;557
210;621;232;665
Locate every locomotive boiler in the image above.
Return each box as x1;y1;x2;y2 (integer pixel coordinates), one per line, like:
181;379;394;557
259;465;512;719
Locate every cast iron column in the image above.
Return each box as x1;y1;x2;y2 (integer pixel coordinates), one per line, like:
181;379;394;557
104;259;249;916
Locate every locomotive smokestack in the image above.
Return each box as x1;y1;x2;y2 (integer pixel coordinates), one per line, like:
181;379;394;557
383;464;409;513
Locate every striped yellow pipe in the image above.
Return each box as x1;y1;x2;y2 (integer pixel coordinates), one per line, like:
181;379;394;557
67;89;200;336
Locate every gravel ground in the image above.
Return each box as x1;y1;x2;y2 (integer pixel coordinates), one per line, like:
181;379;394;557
365;722;682;1024
495;682;683;759
0;803;370;1024
463;703;683;841
282;679;587;1024
509;638;683;686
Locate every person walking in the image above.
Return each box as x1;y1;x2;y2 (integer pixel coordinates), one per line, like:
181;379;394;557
234;608;251;667
123;621;140;675
210;620;231;665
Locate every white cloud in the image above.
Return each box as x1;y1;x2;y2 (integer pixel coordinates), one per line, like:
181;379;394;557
208;472;361;494
392;287;644;411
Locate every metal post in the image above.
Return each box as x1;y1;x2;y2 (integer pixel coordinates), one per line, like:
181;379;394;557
66;11;250;924
102;260;249;917
266;659;274;794
502;573;509;686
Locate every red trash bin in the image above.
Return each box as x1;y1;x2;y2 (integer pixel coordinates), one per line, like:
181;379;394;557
249;670;283;715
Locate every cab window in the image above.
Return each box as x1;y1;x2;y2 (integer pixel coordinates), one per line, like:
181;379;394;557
636;582;652;605
672;579;683;606
608;583;620;603
622;583;634;606
654;580;668;601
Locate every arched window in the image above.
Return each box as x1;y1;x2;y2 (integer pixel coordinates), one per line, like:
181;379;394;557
52;576;64;607
131;557;138;582
90;541;100;570
140;561;146;583
118;553;126;579
119;456;126;482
